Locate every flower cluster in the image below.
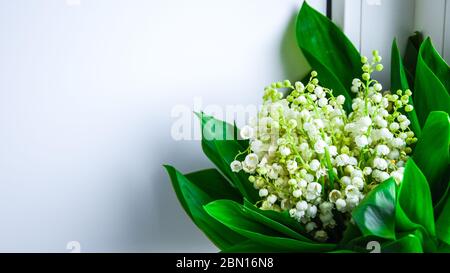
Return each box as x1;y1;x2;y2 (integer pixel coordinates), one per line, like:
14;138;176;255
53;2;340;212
230;51;416;242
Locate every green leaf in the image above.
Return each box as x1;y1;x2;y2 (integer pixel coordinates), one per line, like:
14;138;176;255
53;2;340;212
328;250;359;253
164;165;246;250
391;39;421;136
414;38;450;127
436;193;450;245
403;31;423;87
419;38;450;93
413;111;450;204
395;193;438;252
242;199;311;242
296;1;361;112
398;159;435;237
435;182;450;217
221;240;283;253
243;199;308;235
381;233;423;253
300;49;353;111
395;204;421;233
214;139;258;199
352;178;397;240
195;112;236;172
341;235;386;253
437;241;450;253
339;222;362;246
204;200;337;252
196;112;259;203
185;168;241;203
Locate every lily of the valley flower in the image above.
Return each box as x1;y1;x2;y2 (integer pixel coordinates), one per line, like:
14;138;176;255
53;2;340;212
230;51;415;240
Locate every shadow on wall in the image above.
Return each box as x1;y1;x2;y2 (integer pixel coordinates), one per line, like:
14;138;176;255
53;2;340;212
280;11;311;83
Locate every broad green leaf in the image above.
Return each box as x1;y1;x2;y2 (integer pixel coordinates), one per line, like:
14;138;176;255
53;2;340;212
391;39;421;136
437;241;450;253
196;112;259;202
394;205;438;251
296;1;361;112
413;111;450;204
214;139;258;200
243;199;308;235
301;49;353;111
165;165;192;219
436;193;450;245
222;239;349;253
185;168;241;203
398;159;435;237
204;200;337;252
242;206;311;242
328;250;358;253
403;31;423;87
411;227;438;252
195;112;236;174
395;204;421;232
420;38;450;93
381;233;423;253
242;199;312;242
342;235;387;253
435;182;450;217
221;240;284;253
164;165;246;249
414;38;450;126
352;178;397;240
339;222;362;246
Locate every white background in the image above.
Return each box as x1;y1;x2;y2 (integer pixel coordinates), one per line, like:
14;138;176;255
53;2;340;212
0;0;323;252
0;0;447;252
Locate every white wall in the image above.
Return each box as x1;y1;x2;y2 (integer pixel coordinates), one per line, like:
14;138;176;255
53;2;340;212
414;0;447;55
445;1;450;61
415;0;450;63
333;0;415;86
334;0;450;86
0;0;325;252
332;0;362;54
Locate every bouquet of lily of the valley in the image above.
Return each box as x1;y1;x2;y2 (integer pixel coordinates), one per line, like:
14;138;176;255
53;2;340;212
165;2;450;253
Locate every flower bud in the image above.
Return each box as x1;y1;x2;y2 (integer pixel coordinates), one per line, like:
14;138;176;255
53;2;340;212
375;64;384;71
405;105;414;112
362;64;370;72
362;73;370;81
